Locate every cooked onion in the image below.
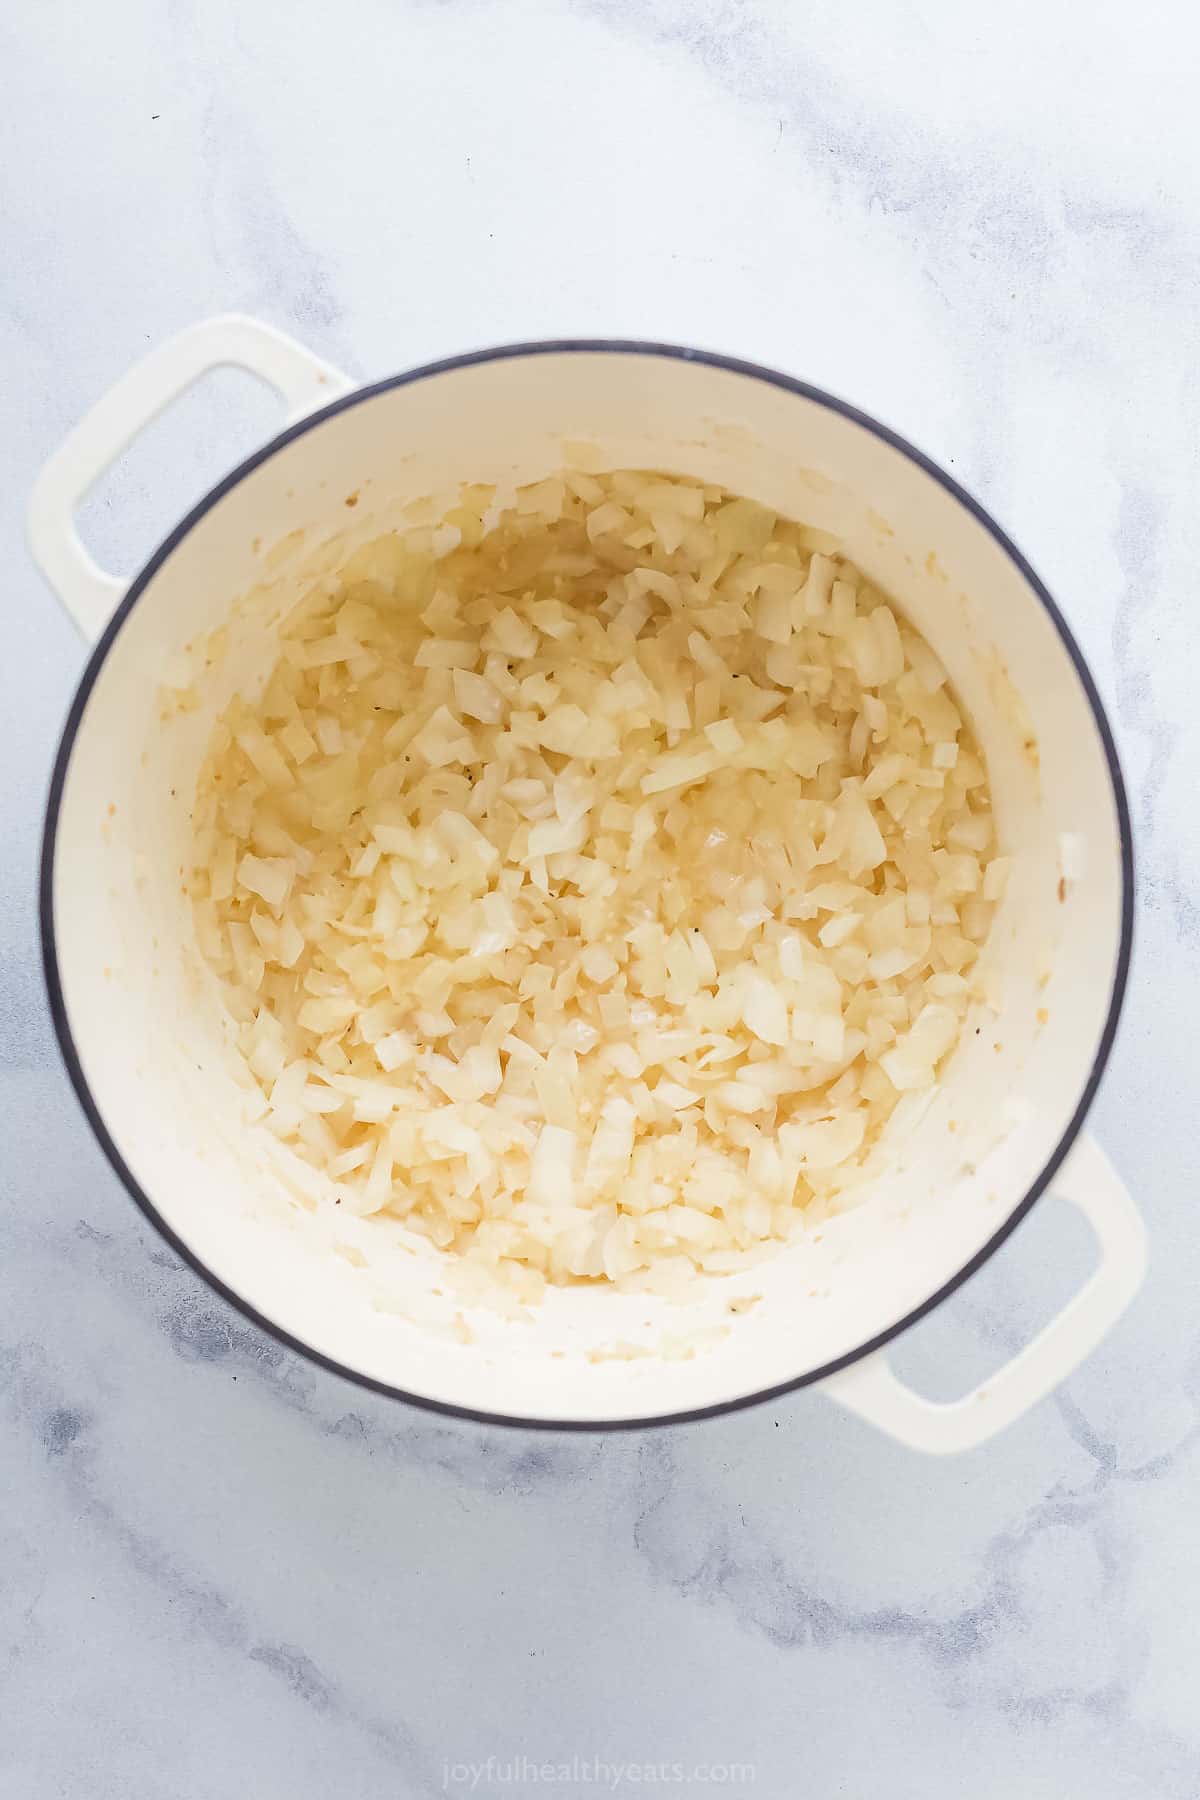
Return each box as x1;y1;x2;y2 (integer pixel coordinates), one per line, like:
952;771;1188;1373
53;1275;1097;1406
190;468;998;1292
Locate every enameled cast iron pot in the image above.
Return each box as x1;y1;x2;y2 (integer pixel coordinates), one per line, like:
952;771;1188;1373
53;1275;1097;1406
32;317;1142;1447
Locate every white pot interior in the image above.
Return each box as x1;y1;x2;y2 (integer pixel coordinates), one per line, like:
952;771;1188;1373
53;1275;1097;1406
49;350;1126;1422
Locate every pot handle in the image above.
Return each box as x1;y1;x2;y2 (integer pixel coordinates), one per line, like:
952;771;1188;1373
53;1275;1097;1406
821;1133;1146;1453
28;314;354;643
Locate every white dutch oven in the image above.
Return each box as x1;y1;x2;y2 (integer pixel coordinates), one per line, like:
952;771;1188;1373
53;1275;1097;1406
32;316;1143;1449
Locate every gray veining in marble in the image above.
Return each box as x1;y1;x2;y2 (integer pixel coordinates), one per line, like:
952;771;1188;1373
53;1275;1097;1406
3;2;1199;1795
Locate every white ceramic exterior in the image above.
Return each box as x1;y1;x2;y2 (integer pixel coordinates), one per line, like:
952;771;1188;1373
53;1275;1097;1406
31;316;1143;1448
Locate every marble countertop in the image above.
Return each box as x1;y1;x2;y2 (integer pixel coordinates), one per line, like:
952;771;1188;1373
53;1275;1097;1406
4;2;1198;1794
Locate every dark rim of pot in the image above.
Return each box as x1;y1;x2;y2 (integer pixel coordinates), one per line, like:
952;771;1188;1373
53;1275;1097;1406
39;339;1135;1432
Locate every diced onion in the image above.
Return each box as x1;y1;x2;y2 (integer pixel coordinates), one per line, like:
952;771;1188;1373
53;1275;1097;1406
191;466;999;1294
